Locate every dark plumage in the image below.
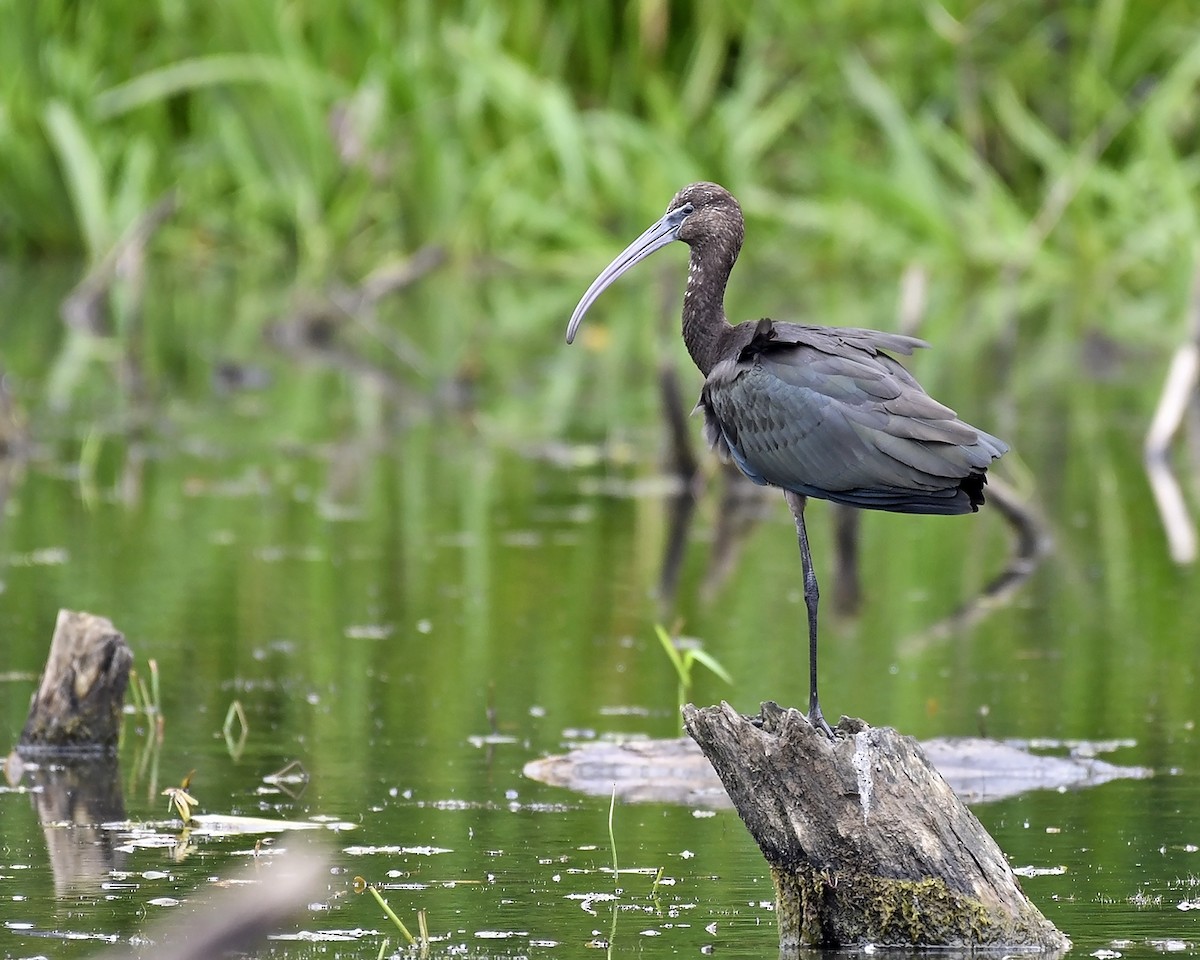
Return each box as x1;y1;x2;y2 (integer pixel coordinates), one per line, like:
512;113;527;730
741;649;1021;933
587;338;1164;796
566;182;1008;736
698;318;1006;514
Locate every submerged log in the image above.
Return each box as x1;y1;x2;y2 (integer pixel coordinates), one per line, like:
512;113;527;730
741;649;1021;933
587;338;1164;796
522;731;1148;807
683;701;1069;952
524;735;729;808
18;610;132;754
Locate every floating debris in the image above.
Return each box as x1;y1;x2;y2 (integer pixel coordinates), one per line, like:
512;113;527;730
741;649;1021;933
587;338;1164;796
343;845;451;856
527;733;1152;806
1013;865;1068;877
187;814;355;835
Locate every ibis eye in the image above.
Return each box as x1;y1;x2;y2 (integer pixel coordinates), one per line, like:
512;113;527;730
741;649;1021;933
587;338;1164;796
680;203;695;216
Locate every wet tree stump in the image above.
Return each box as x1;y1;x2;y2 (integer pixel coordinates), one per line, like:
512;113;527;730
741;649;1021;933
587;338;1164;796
18;610;132;754
683;701;1069;952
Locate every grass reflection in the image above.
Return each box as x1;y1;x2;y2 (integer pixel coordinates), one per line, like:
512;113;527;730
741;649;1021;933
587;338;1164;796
0;257;1197;955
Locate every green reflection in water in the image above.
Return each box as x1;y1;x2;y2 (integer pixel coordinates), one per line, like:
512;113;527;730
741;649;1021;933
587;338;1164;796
0;262;1197;957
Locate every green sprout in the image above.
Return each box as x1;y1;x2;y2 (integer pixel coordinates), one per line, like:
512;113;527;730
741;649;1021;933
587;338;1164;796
128;658;163;738
608;785;619;888
654;625;733;717
354;876;417;947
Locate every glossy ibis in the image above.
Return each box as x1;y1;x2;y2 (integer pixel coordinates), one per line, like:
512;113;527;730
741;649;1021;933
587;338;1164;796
566;182;1008;736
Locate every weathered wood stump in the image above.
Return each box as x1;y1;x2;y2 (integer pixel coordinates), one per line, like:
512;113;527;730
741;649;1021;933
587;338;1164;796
683;701;1069;952
18;610;132;754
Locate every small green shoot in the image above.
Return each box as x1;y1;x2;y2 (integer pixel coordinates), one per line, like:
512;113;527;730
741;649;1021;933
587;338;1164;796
354;876;417;946
649;865;667;916
604;787;623;952
128;658;164;741
148;659;161;717
650;865;665;899
607;784;619;889
654;625;733;717
127;671;144;714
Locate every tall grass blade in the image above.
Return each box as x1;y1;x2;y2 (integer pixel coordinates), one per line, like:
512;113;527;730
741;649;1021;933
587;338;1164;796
607;784;619;889
687;648;733;686
94;54;335;119
842;52;944;223
42;100;109;260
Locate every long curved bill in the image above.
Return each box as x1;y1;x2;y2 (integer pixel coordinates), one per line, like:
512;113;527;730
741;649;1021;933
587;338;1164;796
565;205;690;344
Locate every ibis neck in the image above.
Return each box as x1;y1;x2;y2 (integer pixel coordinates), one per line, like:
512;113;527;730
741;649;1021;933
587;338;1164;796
681;241;738;376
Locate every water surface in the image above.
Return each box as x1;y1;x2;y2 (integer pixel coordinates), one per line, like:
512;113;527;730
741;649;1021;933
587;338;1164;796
1;261;1198;957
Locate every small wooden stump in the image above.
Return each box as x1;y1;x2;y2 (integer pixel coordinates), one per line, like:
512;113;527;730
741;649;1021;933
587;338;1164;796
683;701;1069;952
18;610;132;754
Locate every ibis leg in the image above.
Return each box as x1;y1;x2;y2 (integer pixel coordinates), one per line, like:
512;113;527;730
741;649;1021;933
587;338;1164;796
785;491;834;737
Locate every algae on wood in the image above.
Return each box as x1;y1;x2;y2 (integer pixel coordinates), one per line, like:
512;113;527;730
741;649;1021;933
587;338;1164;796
683;701;1069;952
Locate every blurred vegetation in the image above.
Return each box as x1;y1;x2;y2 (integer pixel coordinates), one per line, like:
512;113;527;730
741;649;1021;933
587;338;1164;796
2;0;1200;433
2;11;1198;933
4;2;1198;279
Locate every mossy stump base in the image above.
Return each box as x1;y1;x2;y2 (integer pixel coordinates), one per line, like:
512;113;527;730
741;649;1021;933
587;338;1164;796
683;701;1069;953
18;610;132;755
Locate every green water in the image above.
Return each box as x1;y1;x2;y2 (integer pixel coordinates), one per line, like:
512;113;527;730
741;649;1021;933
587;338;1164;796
1;261;1199;957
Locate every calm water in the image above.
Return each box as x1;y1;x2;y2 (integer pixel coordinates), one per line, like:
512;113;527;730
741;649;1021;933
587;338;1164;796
1;261;1199;957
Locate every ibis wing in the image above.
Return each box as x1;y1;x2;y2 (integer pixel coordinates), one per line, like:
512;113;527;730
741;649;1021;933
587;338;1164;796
769;323;930;359
698;336;1007;514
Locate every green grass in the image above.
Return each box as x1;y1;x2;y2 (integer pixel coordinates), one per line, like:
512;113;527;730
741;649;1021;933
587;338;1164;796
5;2;1197;268
655;625;733;721
355;877;418;947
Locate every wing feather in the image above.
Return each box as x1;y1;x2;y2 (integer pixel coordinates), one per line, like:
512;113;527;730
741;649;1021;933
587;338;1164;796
697;327;1007;514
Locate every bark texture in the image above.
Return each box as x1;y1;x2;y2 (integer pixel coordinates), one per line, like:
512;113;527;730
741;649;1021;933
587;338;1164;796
683;701;1069;952
19;610;132;754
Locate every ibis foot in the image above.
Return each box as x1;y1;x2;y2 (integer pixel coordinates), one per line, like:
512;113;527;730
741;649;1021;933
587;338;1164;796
808;703;835;739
